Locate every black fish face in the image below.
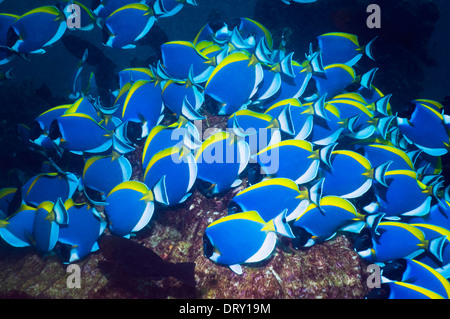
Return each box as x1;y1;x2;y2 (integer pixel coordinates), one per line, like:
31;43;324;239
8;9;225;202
6;26;19;49
203;233;214;258
29;121;44;142
290;226;312;249
382;259;407;281
49;119;62;140
227;201;243;215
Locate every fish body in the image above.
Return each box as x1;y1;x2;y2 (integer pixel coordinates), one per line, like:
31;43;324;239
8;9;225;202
160;40;213;82
397;102;450;156
21;172;78;207
8;6;66;54
143;146;197;206
205;51;263;115
58;199;107;262
372;170;432;218
255;139;331;184
382;258;450;299
357;221;443;263
293;195;366;246
105;181;155;237
228;109;281;155
0;204;36;247
203;210;293;274
103;3;155;49
317;32;375;67
0;13;19;64
50;113;113;154
322;150;387;199
195;131;249;195
229;177;311;223
119;79;164;136
82;153;132;198
367;281;444;299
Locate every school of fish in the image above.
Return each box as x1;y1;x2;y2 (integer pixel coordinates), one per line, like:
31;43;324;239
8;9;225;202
1;1;450;299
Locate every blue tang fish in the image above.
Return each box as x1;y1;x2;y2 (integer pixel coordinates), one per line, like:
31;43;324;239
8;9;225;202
50;113;114;154
409;223;450;275
58;199;107;262
195;131;249;195
262;58;314;106
317;32;376;67
8;6;66;54
306;101;347;146
229;177;321;223
372;170;435;218
118;67;155;88
142;120;200;169
327;96;393;140
264;98;313;140
82;152;132;200
21;172;78;207
0;204;36;247
119;79;164;136
161;72;205;121
312;64;356;98
397;101;450;156
228;109;282;155
321;150;391;199
203;209;293;274
237;18;273;51
65;97;102;123
0;13;19;64
103;3;155;49
382;258;450;299
366;281;444;299
92;0;141;19
143;146;197;206
205;51;263;115
357;221;445;263
105;181;156;237
32;199;68;254
255;139;334;184
359;143;415;172
408;201;450;232
160;40;213;82
29;104;71;148
292;195;368;247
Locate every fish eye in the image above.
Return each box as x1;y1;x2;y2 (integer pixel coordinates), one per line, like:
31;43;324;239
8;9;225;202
227;201;242;215
203;233;214;258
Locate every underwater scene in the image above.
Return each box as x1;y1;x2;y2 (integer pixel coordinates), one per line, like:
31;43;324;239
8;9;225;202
0;0;449;301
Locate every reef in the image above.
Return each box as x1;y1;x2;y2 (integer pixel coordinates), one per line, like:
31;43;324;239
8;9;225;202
0;184;370;299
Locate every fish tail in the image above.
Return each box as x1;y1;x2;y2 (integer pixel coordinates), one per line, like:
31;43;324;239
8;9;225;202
424;236;447;263
364;36;378;61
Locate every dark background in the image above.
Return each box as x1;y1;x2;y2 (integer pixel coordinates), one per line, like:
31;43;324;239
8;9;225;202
0;0;449;188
